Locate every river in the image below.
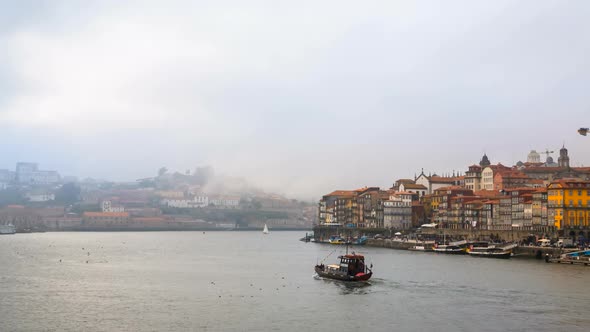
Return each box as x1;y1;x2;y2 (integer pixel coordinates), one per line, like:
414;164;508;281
1;231;588;331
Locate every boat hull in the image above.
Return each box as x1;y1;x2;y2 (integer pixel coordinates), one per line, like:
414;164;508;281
314;266;372;282
433;248;465;254
468;251;511;259
408;246;433;252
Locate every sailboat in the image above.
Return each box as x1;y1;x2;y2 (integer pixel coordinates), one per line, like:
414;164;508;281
262;224;269;234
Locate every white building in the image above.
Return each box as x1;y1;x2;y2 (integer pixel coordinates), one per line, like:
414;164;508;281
415;173;459;194
481;164;511;191
16;162;60;184
161;194;209;208
101;200;125;213
383;192;413;230
398;183;427;197
25;193;55;202
209;196;240;208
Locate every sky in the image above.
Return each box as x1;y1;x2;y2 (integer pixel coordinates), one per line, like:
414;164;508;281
1;0;590;200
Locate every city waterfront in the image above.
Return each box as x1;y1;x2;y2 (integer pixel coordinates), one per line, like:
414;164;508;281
1;231;588;332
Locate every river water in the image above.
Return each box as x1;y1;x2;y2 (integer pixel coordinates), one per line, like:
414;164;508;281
1;231;588;332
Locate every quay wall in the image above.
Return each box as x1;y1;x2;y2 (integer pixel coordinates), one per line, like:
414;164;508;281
365;239;568;259
313;226;557;243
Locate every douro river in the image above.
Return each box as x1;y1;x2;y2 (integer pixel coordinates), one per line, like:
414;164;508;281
1;231;588;331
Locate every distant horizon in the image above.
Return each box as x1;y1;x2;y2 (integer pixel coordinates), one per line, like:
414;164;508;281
1;143;588;202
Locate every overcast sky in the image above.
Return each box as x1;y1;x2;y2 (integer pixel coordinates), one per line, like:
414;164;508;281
1;0;589;200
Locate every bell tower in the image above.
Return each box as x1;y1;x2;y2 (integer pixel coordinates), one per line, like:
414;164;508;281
558;145;570;168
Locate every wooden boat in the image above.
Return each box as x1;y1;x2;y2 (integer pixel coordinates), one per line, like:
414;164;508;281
315;252;373;282
432;245;465;254
467;246;512;259
408;244;434;252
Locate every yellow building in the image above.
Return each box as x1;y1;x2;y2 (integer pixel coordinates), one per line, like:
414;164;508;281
547;179;590;230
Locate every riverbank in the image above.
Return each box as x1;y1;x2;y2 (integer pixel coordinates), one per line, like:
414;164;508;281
364;238;568;259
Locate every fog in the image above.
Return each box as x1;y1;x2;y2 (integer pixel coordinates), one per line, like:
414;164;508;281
1;0;590;200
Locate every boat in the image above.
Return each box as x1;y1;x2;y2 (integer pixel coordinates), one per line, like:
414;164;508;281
0;223;16;235
432;244;465;254
262;224;269;234
432;239;467;254
299;232;314;242
545;249;590;265
466;244;513;259
315;248;373;282
328;235;346;244
408;242;434;252
349;236;368;245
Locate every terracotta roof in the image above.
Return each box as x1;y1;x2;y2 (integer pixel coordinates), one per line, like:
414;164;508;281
549;179;590;188
473;190;502;198
401;183;427;190
496;170;528;178
324;190;357;197
435;186;468;192
394;191;414;195
132;217;167;223
522;166;565;172
429;176;456;183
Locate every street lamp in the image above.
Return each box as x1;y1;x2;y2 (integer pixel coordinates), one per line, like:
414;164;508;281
578;128;589;136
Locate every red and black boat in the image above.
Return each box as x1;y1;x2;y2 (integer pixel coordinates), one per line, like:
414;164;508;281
314;251;373;282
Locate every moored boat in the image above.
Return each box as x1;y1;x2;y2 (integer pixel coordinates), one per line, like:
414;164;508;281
545;249;590;265
467;246;512;259
432;244;465;254
408;242;434;252
300;232;314;242
328;235;346;245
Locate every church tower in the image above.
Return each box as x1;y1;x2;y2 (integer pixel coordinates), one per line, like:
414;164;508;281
479;153;491;167
558;145;570;168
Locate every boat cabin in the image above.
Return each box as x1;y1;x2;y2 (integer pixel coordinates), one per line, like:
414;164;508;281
337;254;366;276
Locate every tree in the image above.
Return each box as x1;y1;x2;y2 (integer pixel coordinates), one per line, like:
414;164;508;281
193;166;214;185
55;183;81;205
0;188;25;206
158;167;168;177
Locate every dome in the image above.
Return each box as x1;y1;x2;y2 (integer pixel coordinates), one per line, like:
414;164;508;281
516;161;524;167
546;156;554;164
527;150;540;163
479;154;491;167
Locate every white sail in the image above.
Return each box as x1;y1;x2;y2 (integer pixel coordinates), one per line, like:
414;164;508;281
263;224;269;234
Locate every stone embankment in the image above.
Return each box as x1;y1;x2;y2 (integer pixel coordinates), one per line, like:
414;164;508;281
366;238;570;259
